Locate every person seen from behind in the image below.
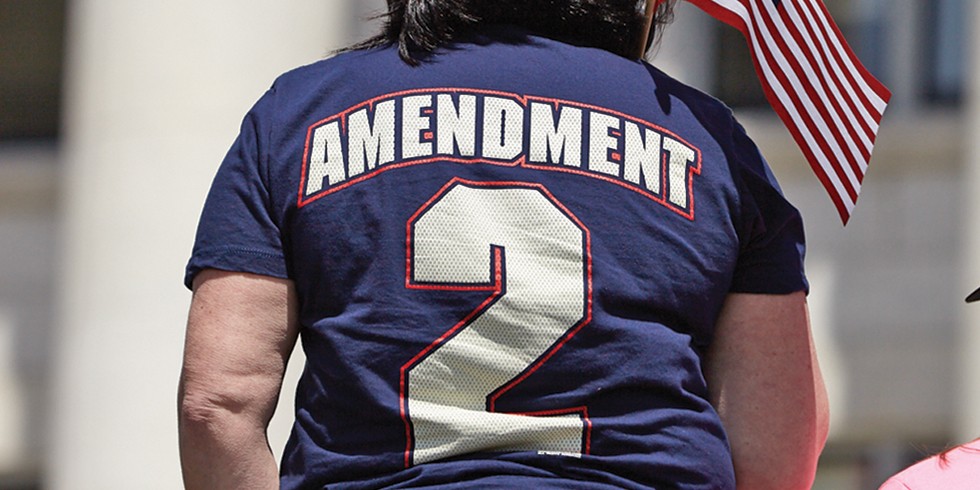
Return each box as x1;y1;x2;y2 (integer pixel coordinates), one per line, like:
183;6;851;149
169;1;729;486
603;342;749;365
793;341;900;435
177;1;829;488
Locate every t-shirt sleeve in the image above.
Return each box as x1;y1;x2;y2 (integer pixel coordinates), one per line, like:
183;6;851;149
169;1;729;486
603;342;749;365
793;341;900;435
728;120;808;295
877;476;913;490
184;89;288;289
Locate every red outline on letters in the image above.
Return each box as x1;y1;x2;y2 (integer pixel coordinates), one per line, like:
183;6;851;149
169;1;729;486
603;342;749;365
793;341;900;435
399;177;594;467
297;88;702;220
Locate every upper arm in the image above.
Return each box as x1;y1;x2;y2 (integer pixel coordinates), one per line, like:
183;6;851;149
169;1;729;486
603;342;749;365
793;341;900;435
704;291;828;490
179;269;300;426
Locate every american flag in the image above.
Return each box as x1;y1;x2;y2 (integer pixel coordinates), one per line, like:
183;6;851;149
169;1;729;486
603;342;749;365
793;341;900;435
685;0;891;223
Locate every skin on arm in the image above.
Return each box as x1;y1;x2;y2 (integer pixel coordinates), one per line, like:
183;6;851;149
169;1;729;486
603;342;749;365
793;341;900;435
704;291;830;490
178;269;300;490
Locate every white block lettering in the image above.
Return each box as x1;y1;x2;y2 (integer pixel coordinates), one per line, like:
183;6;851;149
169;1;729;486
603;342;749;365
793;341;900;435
664;136;696;208
589;112;620;176
306;121;345;196
623;122;663;194
436;94;477;156
403;95;434;160
483;97;524;161
348;100;396;177
529;102;582;167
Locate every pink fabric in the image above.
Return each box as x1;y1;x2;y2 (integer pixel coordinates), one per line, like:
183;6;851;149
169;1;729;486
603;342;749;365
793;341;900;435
879;440;980;489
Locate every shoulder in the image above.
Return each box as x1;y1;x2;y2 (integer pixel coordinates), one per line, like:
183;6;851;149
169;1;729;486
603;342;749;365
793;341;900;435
642;62;739;135
639;63;772;192
243;46;402;126
272;46;394;91
639;62;763;181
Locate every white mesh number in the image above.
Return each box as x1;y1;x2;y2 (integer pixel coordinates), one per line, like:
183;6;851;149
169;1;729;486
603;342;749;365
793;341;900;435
402;179;591;467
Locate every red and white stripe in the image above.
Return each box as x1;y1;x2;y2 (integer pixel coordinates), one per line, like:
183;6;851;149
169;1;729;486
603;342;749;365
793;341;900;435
685;0;891;223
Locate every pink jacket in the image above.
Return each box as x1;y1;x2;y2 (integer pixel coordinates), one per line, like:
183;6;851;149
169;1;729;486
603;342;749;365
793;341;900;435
879;440;980;489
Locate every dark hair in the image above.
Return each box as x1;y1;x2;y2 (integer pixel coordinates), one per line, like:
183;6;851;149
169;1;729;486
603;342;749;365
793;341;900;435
349;0;678;64
937;437;980;468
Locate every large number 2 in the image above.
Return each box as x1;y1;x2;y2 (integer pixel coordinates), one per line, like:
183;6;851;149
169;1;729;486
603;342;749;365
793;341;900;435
401;178;593;467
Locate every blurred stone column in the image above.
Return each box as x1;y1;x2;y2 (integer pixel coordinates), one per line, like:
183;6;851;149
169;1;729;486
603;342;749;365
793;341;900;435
48;1;355;488
960;0;980;441
654;1;716;92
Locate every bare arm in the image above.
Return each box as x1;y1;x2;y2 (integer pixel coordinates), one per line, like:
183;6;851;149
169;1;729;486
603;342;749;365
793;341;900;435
178;270;300;489
705;291;829;490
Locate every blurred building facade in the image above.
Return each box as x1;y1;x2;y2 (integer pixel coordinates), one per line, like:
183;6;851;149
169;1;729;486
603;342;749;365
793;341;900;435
0;0;974;488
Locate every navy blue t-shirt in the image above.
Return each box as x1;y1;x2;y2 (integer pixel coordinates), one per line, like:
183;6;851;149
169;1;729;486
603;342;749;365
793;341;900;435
186;27;806;490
